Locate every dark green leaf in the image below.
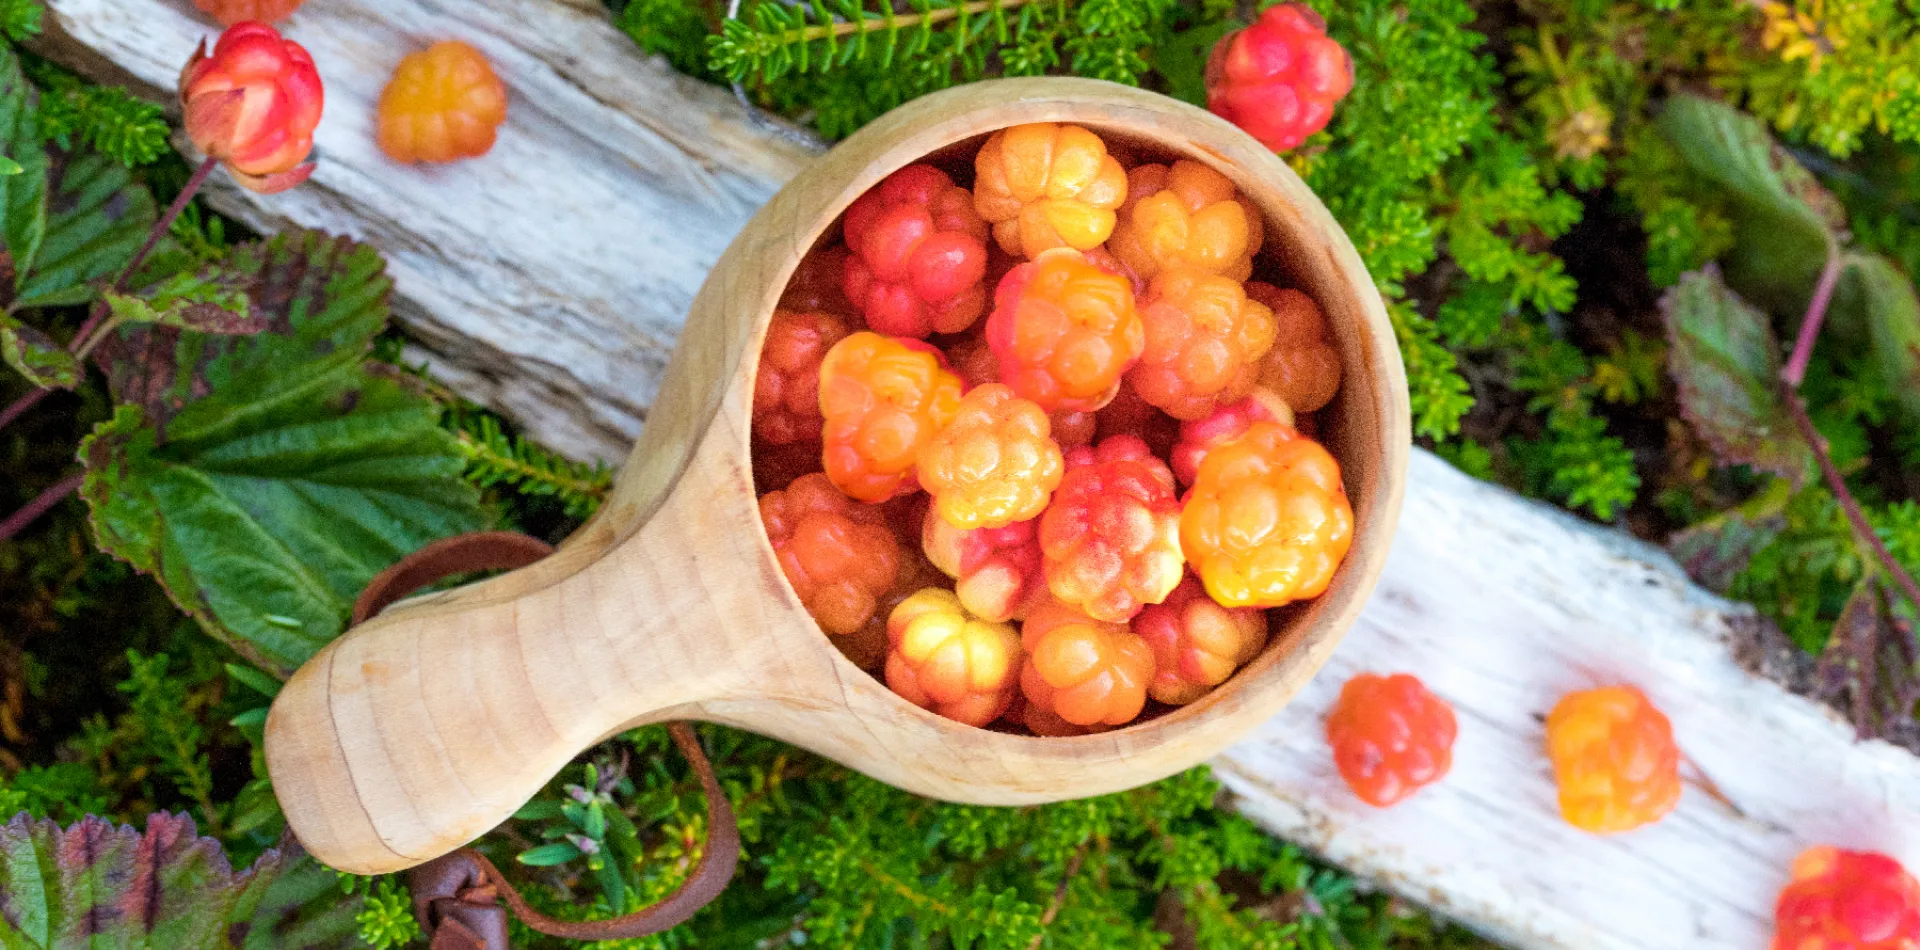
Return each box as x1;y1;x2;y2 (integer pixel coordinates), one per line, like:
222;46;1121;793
1836;253;1920;432
0;313;76;388
0;812;310;949
105;265;261;335
1661;268;1814;483
231;849;361;949
80;231;485;675
516;842;583;867
13;148;158;310
1668;479;1792;593
1152;20;1235;108
1656;94;1843;317
0;42;46;301
224;663;283;699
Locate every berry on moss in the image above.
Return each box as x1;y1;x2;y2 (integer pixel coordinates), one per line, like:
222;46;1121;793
1205;3;1354;153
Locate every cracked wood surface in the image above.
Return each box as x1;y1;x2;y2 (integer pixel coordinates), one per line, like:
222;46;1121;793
36;1;1920;947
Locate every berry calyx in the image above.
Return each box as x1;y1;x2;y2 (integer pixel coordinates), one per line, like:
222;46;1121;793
377;41;509;164
761;473;902;636
1247;282;1343;414
1170;389;1294;486
918;383;1065;530
1109;161;1264;283
1180;421;1352;607
1020;599;1154;727
842;165;991;337
885;588;1022;726
754;310;852;445
1040;435;1185;622
1545;685;1682;834
1129;269;1279;420
1325;673;1457;807
986;247;1144;413
1206;3;1354;153
1133;576;1268;704
1774;847;1920;950
818;332;965;502
974;123;1128;257
922;509;1047;623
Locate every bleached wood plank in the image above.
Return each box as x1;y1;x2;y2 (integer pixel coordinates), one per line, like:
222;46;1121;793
36;0;820;462
35;3;1920;948
1214;450;1920;950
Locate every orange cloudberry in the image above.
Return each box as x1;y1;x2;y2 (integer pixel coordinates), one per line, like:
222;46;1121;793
754;310;851;445
760;473;901;636
1774;847;1920;950
1134;576;1268;704
843;164;990;337
1247;282;1342;414
1109;161;1265;283
1040;435;1185;622
885;588;1022;727
986;247;1143;413
1546;685;1682;834
1325;673;1457;807
818;332;964;502
1170;389;1294;486
377;41;509;164
1020;599;1155;727
973;123;1128;257
1180;421;1352;608
1129;269;1279;420
922;509;1046;624
919;384;1064;529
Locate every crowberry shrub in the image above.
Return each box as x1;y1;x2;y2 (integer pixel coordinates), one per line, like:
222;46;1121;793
842;164;991;337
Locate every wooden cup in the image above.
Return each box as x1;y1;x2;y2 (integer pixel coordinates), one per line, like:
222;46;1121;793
265;77;1410;875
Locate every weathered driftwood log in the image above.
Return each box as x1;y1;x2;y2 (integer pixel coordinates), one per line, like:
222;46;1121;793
35;1;1920;948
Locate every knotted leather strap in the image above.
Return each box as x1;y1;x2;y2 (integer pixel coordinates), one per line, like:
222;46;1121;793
351;532;741;950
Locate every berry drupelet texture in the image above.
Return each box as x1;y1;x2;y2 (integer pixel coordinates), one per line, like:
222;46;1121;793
1170;389;1294;486
1773;847;1920;950
987;247;1144;413
1324;673;1458;807
1133;576;1268;705
761;473;902;636
922;510;1047;623
885;588;1023;726
1180;421;1352;608
1205;3;1354;153
1545;685;1682;834
1040;435;1185;622
918;384;1064;530
974;123;1128;257
1109;161;1264;283
818;332;965;502
1247;282;1343;414
754;310;852;445
1020;599;1155;727
842;165;991;337
1129;269;1279;420
377;41;509;164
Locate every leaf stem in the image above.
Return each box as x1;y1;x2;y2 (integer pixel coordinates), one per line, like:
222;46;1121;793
1781;247;1843;388
0;470;84;543
1782;385;1920;615
1027;846;1086;950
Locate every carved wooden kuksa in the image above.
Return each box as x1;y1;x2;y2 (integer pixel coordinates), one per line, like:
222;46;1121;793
263;78;1411;876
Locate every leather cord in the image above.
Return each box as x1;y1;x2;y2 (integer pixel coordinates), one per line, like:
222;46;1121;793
350;532;741;950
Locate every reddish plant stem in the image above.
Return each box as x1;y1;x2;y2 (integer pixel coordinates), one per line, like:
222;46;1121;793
1027;847;1086;950
0;157;220;437
0;471;83;543
1782;248;1844;388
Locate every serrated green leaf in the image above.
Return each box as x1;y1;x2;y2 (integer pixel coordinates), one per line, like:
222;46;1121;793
0;42;46;300
1836;253;1920;432
80;231;485;675
105;265;260;335
232;848;361;949
1662;268;1814;484
0;313;75;388
13;147;158;310
0;813;321;949
1656;94;1843;318
516;842;583;867
1668;478;1792;593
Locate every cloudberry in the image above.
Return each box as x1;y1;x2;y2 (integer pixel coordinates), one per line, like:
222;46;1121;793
1129;270;1279;420
1247;282;1342;414
760;473;901;636
1324;673;1457;807
818;332;964;502
1180;421;1352;608
1050;410;1096;447
885;588;1022;727
781;244;854;314
919;384;1065;530
1774;847;1920;950
986;248;1144;413
974;123;1128;257
754;310;852;445
1020;599;1155;727
842;165;990;337
949;335;1097;446
1206;4;1354;152
1545;685;1682;834
922;509;1046;623
377;41;509;164
1170;390;1295;486
194;0;304;26
1134;576;1268;705
845;548;948;672
1109;161;1265;283
1040;435;1184;622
